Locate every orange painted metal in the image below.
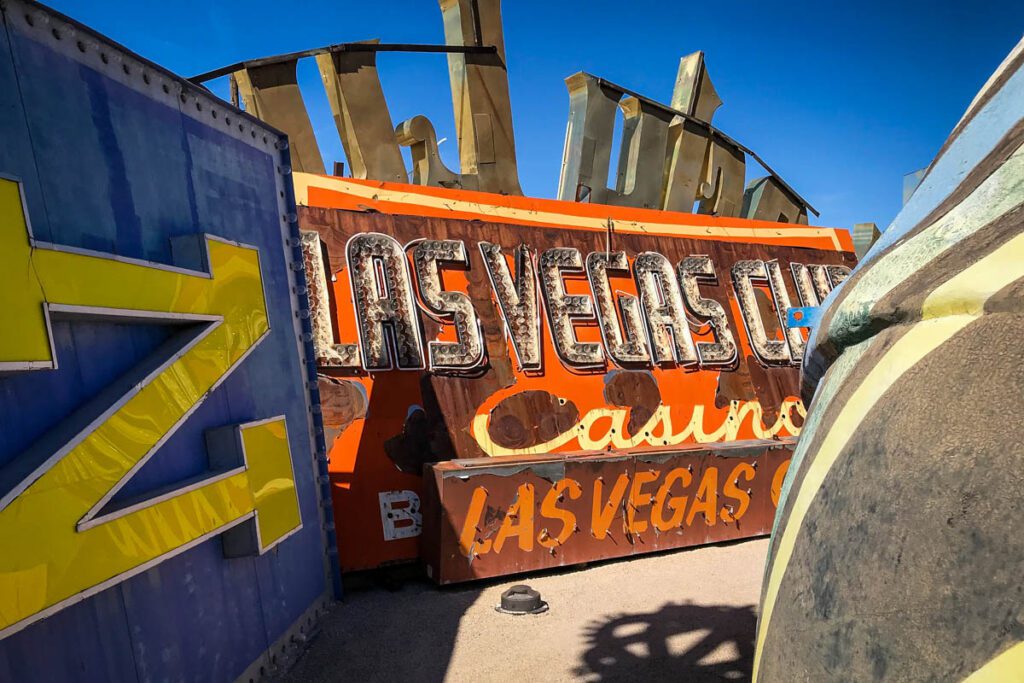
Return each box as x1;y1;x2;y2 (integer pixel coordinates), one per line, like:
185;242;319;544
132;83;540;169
295;173;855;575
422;440;793;583
293;174;854;252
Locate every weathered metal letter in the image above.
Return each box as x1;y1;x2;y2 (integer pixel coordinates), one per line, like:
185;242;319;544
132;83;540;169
731;260;791;366
742;176;809;224
634;252;698;365
556;74;672;209
852;222;881;258
395;115;467;189
557;73;621;204
586;251;650;366
671;51;723;122
346;233;425;370
317;43;407;183
826;265;852;288
663;51;723;213
412;239;484;371
479;242;541;370
539;248;604;368
808;264;833;302
611;97;673;209
678;256;737;367
789;263;820;308
300;231;360;368
439;0;522;195
765;259;805;361
235;60;325;174
698;141;746;217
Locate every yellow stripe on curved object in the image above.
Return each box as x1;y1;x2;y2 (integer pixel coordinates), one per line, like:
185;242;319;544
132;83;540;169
963;641;1024;682
753;234;1024;681
0;177;301;637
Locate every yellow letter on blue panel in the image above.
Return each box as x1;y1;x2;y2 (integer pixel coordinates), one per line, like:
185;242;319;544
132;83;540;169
0;177;302;638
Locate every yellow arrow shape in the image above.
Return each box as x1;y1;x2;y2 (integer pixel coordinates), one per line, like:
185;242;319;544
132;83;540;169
0;178;301;638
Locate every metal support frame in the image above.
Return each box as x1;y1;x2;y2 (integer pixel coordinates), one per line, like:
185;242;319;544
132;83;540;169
190;42;498;85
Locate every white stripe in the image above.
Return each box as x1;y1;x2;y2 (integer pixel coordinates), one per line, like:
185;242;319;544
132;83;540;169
823;144;1024;344
957;36;1024;131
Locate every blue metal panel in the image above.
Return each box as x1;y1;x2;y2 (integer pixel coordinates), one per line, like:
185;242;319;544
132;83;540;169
119;539;270;682
0;5;48;243
0;1;334;680
0;586;138;682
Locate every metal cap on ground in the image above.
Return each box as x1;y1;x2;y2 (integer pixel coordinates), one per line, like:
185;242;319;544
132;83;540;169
495;585;549;615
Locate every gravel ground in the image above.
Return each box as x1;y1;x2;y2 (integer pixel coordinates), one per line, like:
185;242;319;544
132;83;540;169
282;538;768;682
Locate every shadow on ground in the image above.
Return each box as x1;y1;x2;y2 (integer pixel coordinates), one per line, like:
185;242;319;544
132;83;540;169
280;573;482;683
280;542;768;682
573;602;756;682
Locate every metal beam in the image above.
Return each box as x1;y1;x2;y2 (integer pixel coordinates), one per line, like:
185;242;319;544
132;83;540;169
190;42;498;85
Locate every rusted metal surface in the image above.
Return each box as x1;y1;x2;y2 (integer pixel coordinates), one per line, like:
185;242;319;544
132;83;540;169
294;174;854;573
299;204;854;462
422;440;793;583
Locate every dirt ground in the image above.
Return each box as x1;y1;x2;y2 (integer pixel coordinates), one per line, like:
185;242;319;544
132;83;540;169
282;538;768;682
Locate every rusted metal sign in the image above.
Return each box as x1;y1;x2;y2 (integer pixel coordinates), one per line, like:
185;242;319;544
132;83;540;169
293;173;854;574
422;440;792;583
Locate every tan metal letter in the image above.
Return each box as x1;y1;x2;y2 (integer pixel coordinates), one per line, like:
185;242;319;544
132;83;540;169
742;176;809;224
235;61;325;174
439;0;522;195
317;42;407;183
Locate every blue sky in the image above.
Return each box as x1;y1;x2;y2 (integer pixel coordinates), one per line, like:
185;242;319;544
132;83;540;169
50;0;1024;230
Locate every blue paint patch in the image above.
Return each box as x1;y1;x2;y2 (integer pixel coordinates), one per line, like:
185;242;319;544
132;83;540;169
786;306;820;329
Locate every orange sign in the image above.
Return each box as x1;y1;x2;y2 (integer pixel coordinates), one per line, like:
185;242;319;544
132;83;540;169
295;174;854;571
